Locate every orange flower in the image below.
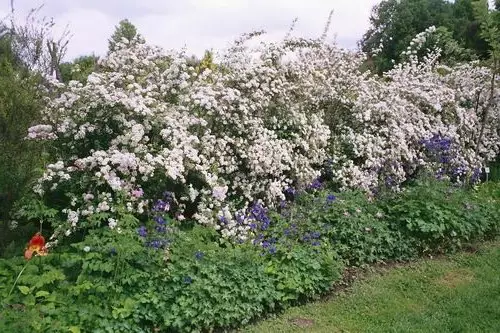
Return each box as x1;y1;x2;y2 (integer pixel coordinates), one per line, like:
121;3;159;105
24;233;48;260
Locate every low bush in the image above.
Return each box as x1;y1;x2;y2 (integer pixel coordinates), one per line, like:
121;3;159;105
381;179;500;253
0;223;342;332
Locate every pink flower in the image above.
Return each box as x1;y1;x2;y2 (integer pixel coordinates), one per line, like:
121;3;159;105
132;188;144;198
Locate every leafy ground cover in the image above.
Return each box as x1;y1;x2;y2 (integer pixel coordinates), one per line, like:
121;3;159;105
245;239;500;333
0;180;498;332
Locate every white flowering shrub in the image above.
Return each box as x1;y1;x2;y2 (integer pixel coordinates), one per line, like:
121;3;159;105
27;32;500;241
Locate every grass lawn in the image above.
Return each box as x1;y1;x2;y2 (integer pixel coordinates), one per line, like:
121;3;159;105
244;240;500;333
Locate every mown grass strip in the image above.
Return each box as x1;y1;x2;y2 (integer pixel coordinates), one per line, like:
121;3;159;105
244;240;500;333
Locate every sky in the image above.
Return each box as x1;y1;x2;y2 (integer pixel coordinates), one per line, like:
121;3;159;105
0;0;381;61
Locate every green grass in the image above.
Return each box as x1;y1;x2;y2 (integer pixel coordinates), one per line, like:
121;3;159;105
244;240;500;333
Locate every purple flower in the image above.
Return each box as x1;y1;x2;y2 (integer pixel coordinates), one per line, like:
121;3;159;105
235;211;246;224
284;187;297;199
308;178;323;190
195;250;204;260
155;225;167;233
152;199;170;212
218;215;228;225
148;239;163;249
311;231;321;239
326;194;336;204
137;226;148;237
154;215;166;225
471;167;481;183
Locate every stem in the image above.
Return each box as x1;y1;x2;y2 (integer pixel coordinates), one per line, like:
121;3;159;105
6;260;31;299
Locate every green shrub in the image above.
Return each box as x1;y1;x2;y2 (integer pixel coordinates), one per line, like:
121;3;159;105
0;39;46;257
0;223;342;332
1;180;498;332
381;179;500;253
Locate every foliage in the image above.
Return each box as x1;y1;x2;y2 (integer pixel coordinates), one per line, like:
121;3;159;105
108;19;138;53
381;178;500;253
1;7;500;333
0;33;46;257
0;221;341;332
1;180;499;332
361;0;495;73
60;54;99;84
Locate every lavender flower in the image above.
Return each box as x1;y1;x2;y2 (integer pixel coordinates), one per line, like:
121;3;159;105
137;225;148;237
326;194;336;204
195;250;204;260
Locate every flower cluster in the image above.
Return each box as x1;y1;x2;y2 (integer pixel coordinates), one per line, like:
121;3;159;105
27;30;499;240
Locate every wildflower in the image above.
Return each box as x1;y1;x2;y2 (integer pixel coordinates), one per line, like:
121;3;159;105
137;226;148;237
155;225;167;233
183;276;193;284
284;187;297;199
24;233;48;260
311;231;321;239
108;218;117;229
212;185;228;201
154;216;166;225
83;246;91;252
326;194;336;204
308;178;323;190
149;240;163;249
131;188;144;198
195;250;204;260
153;199;170;212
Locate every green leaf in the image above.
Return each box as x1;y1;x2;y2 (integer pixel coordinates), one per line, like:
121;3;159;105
68;327;81;333
35;290;50;298
18;285;30;295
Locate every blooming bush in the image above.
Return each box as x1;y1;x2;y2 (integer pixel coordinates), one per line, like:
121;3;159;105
25;29;499;240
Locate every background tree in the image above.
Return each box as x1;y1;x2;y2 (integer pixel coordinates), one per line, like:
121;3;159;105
60;54;99;83
0;24;46;256
471;0;500;156
360;0;492;73
108;19;138;52
8;5;70;81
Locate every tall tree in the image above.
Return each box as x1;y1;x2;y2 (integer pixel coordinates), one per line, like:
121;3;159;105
6;5;70;81
360;0;491;73
108;19;138;52
0;25;46;255
471;0;500;155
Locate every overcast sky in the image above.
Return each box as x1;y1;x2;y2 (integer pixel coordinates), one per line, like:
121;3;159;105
0;0;381;61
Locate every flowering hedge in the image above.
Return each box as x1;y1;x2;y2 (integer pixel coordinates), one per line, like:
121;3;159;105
27;32;500;241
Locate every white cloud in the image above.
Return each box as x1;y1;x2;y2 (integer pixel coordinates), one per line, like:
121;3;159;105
0;0;381;60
